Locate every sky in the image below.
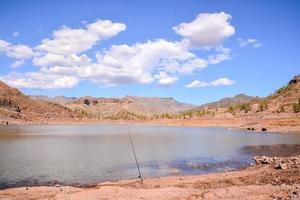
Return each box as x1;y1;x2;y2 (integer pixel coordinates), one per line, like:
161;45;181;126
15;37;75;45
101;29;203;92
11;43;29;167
0;0;299;105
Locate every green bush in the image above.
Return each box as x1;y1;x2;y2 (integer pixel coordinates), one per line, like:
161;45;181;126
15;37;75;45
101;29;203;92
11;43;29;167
227;105;235;113
239;103;251;113
259;100;268;111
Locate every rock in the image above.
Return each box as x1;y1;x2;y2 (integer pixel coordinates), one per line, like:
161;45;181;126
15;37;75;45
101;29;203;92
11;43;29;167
261;128;267;132
253;156;272;164
274;163;288;170
170;168;180;175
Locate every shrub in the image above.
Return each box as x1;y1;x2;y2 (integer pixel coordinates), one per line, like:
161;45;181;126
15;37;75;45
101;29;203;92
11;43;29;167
83;99;90;106
292;98;300;113
259;100;268;111
293;103;300;113
278;105;285;113
239;103;251;113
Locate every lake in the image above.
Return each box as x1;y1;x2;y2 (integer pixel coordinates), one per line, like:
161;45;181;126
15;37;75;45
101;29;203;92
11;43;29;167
1;124;300;189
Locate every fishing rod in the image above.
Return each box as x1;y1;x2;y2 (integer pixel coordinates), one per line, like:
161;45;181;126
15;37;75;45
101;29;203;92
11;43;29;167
128;131;143;185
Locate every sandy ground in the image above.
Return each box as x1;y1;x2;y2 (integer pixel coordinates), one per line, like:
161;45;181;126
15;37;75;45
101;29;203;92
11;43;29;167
1;155;300;200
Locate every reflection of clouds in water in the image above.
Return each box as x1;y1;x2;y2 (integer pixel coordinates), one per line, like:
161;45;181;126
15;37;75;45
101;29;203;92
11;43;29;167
1;125;300;189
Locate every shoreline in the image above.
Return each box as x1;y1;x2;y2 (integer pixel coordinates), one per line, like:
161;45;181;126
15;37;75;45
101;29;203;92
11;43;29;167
1;155;299;200
1;116;300;134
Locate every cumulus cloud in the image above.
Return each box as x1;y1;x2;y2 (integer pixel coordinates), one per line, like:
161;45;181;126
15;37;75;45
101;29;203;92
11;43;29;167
0;14;236;89
0;39;35;60
1;72;79;89
10;60;25;68
173;12;235;48
154;71;178;85
0;40;10;52
238;38;261;48
185;78;235;88
35;20;126;55
6;45;35;59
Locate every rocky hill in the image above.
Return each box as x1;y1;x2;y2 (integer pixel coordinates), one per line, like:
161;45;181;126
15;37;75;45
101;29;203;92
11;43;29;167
1;75;299;126
30;95;77;105
199;93;257;109
180;75;300;118
0;81;79;124
31;95;194;120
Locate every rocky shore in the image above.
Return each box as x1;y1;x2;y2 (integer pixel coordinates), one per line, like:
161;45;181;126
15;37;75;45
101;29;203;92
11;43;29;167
1;155;299;200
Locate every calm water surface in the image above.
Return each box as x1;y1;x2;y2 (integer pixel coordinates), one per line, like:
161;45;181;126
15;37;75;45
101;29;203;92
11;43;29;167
1;124;300;188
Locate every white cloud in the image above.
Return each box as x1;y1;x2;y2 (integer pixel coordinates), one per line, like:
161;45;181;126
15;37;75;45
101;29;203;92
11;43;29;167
173;12;235;48
1;72;79;89
211;78;235;86
77;39;195;86
185;80;209;88
154;71;178;85
35;20;126;55
12;31;19;37
208;46;231;64
6;44;35;59
0;40;10;51
0;14;237;89
33;53;90;67
238;38;261;48
10;60;25;68
186;78;235;88
0;40;35;60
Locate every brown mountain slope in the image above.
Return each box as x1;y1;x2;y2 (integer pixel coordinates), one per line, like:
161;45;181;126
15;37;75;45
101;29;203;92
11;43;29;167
32;95;194;120
263;75;300;113
199;93;257;109
181;75;300;118
0;81;79;124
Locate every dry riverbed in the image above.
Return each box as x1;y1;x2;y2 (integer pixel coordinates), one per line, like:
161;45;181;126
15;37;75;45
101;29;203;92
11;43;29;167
1;155;299;200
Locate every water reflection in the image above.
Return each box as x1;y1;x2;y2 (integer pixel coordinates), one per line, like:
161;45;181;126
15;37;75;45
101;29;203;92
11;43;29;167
0;124;300;189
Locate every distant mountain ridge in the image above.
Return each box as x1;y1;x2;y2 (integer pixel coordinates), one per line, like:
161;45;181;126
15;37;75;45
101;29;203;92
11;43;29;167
181;75;300;117
199;93;257;109
30;95;195;119
1;74;299;123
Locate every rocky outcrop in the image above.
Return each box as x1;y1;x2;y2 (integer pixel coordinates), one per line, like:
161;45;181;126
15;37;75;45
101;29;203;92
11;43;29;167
253;155;300;170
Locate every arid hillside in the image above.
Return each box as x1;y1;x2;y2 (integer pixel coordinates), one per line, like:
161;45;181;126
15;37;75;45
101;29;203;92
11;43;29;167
181;75;300;117
176;75;300;133
199;93;257;110
0;81;79;124
31;95;194;120
0;75;299;132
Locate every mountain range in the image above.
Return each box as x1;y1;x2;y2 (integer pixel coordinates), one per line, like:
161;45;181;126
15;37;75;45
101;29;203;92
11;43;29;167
0;75;299;126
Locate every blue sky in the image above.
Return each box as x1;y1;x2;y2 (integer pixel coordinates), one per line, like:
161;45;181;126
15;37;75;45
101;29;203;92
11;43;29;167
0;0;299;105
